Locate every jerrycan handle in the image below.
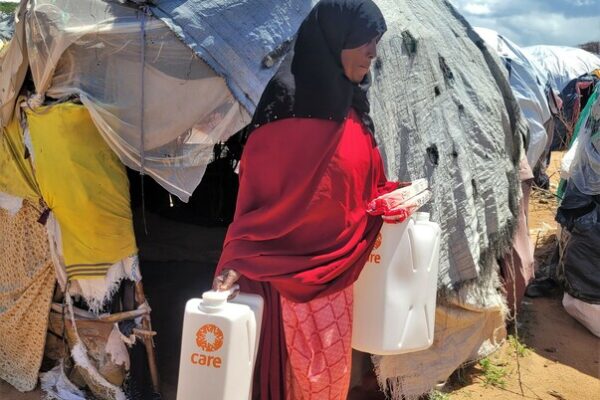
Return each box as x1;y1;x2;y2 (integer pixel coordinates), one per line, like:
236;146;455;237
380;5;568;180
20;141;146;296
201;284;240;309
246;307;258;364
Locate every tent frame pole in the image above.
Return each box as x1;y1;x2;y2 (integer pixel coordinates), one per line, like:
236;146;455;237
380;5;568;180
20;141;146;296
135;280;161;393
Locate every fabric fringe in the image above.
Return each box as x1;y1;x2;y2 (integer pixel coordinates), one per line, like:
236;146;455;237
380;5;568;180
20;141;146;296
40;362;86;400
70;341;127;400
64;294;127;400
46;213;140;313
70;256;141;314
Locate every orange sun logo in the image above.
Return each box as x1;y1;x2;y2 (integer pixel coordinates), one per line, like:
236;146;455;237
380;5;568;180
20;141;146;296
196;324;224;352
373;232;382;250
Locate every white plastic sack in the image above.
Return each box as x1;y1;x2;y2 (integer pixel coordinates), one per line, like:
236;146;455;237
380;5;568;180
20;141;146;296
560;137;579;180
562;293;600;338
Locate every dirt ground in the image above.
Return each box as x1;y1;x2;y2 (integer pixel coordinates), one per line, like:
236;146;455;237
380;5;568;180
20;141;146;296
445;295;600;400
2;154;599;400
443;152;600;400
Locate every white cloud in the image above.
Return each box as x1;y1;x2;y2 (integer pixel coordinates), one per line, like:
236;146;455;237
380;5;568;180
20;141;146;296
463;4;492;16
450;0;600;46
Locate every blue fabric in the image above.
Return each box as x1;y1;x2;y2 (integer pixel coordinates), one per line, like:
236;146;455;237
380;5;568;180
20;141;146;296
151;0;319;113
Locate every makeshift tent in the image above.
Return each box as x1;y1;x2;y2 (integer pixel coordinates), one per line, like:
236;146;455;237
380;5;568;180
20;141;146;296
552;72;599;151
0;0;527;398
555;85;600;337
524;45;600;92
474;27;552;170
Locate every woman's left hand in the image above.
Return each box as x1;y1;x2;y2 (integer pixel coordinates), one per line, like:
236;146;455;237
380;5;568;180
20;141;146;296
212;269;241;292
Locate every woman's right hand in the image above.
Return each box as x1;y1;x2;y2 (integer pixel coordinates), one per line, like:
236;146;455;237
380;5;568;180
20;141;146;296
212;269;241;292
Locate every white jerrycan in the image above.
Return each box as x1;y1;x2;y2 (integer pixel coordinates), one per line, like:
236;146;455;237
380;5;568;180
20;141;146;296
177;287;263;400
352;212;441;355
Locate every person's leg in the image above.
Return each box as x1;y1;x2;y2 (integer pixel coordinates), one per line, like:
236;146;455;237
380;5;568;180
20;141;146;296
281;286;354;400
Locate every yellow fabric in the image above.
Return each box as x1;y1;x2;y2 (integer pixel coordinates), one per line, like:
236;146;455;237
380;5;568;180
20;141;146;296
0;115;40;201
26;103;137;280
592;69;600;80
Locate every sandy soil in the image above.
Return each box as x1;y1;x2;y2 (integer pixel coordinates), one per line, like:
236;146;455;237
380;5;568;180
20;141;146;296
443;152;600;400
447;295;600;400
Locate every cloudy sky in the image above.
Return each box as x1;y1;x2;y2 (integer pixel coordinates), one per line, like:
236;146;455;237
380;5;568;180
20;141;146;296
4;0;599;47
449;0;600;47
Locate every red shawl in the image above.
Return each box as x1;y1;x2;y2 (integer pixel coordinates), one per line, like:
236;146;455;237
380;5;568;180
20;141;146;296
216;110;396;399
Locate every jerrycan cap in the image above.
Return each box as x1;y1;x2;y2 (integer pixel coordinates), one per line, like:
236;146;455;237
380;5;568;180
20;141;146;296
201;284;239;309
415;212;430;222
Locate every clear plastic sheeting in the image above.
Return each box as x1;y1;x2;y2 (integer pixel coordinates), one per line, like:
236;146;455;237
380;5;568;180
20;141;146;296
524;45;600;92
25;0;250;201
475;27;552;169
0;0;29;128
571;86;600;196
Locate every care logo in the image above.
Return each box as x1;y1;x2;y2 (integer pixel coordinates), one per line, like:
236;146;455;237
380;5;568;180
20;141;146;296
368;232;382;264
374;232;382;250
196;324;224;352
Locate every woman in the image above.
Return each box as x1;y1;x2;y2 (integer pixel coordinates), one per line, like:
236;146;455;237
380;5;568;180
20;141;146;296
214;1;397;398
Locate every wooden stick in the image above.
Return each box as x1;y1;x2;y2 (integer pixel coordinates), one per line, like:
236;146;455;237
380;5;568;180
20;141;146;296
133;328;157;337
100;308;149;323
51;303;149;323
135;281;161;393
51;303;96;319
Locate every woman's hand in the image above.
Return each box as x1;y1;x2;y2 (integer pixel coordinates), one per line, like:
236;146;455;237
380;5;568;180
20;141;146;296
212;269;241;292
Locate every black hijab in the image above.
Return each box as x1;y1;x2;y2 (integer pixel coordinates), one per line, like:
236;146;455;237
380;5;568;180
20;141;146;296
250;0;387;134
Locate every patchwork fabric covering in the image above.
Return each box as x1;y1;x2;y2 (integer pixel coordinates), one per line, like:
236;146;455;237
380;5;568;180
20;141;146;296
0;200;55;392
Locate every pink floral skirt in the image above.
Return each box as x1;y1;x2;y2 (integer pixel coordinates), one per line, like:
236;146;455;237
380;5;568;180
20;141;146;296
281;286;354;400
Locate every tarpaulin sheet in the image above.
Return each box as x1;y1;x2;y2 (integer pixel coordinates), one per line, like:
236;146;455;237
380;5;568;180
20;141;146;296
26;103;137;280
524;45;600;92
475;27;551;169
151;0;320;113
